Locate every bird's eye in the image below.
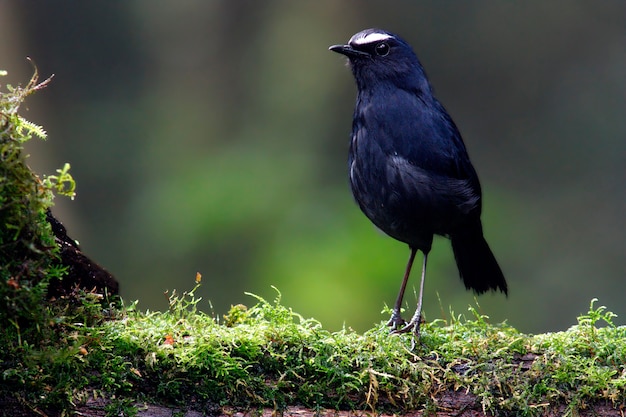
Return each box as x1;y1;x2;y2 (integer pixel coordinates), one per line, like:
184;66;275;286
375;42;390;56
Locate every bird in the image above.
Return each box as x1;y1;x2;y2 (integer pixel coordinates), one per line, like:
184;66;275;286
329;28;507;336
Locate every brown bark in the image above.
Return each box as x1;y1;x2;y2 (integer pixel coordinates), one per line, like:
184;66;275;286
46;209;119;298
3;394;621;417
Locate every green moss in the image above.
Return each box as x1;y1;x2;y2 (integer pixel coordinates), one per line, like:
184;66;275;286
0;67;82;414
0;68;76;351
7;283;624;415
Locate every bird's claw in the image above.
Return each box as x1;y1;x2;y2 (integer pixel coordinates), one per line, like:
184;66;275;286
390;314;423;336
386;311;406;331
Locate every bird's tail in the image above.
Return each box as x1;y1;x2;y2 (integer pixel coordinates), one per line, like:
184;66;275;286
450;222;507;295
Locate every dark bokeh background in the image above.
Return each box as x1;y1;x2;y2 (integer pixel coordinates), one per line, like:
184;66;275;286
2;1;624;334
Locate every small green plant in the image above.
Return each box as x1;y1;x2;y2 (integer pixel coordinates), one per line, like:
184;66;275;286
104;397;139;417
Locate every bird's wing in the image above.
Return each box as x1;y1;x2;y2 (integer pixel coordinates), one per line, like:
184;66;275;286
385;154;480;220
377;89;480;185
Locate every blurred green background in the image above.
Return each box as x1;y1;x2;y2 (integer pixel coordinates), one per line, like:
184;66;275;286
1;1;624;334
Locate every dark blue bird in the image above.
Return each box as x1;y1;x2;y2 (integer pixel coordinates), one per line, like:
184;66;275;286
330;28;507;336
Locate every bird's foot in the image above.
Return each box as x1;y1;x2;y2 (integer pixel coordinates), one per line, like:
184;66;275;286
391;314;424;336
386;310;406;331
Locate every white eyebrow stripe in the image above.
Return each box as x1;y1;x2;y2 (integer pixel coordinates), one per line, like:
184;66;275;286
350;32;392;46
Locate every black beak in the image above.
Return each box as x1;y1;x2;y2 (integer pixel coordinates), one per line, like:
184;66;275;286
329;44;369;58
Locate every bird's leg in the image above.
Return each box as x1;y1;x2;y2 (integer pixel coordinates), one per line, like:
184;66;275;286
386;247;417;331
393;252;428;336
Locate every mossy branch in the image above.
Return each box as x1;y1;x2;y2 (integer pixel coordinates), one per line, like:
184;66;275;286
4;278;626;416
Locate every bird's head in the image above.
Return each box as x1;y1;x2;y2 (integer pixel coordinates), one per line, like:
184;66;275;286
329;28;430;93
